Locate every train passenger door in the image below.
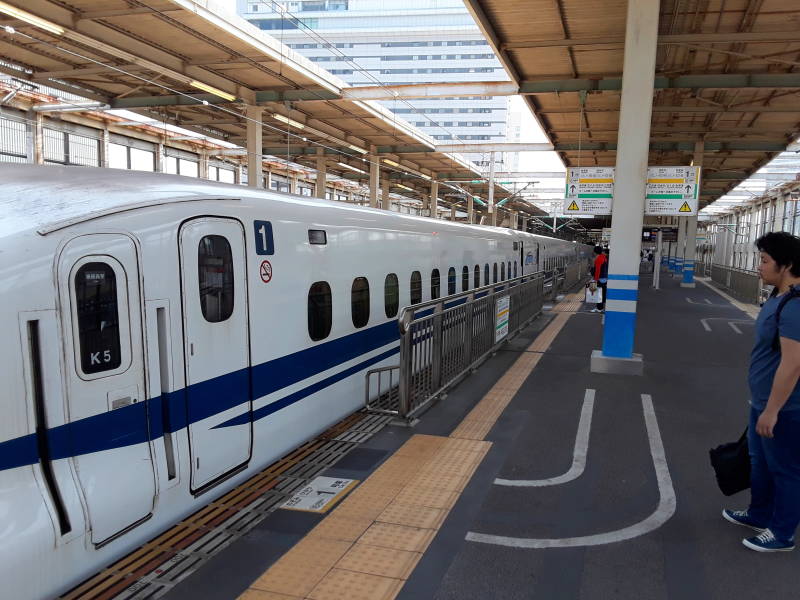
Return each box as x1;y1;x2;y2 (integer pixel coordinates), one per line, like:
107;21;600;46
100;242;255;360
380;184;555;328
58;234;156;546
179;218;252;493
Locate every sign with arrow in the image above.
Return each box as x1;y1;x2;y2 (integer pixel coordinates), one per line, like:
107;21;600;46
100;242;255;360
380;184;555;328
645;166;701;216
564;167;614;215
281;476;358;513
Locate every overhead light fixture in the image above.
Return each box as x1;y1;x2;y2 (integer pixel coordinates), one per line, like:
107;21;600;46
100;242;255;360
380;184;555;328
189;80;236;102
382;158;401;168
32;101;110;112
337;162;366;174
346;143;368;155
272;113;306;129
0;2;64;35
397;184;414;192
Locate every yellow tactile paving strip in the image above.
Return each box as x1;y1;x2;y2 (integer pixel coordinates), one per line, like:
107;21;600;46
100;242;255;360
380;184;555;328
240;291;582;600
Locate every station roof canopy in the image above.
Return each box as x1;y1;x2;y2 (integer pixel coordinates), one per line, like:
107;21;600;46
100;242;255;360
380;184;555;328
0;0;526;212
462;0;800;207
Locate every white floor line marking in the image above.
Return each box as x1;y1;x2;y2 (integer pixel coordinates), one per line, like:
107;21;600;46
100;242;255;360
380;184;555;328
705;298;712;305
494;389;595;487
701;318;712;331
465;394;676;549
729;321;743;335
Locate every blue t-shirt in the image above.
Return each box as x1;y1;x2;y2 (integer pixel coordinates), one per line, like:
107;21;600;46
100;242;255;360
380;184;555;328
749;291;800;411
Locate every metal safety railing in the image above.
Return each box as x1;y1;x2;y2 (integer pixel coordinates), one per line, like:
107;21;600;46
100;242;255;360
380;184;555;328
365;271;547;421
709;264;764;305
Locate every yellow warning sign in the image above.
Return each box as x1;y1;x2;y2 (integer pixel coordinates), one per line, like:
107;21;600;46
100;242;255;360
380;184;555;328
567;200;580;211
678;201;692;213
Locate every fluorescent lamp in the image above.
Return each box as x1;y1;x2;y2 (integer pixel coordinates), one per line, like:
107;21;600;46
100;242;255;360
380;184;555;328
397;184;414;192
382;158;401;168
347;143;368;155
272;113;306;129
189;80;236;102
0;2;63;35
337;162;366;174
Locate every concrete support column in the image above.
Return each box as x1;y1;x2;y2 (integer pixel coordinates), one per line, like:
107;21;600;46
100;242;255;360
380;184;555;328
235;163;243;184
246;106;263;189
290;176;299;194
199;149;210;180
488;151;496;226
450;205;456;221
467;195;474;224
155;143;165;173
99;124;110;168
369;146;379;207
429;180;439;218
381;178;391;210
31;111;44;164
594;0;659;373
347;190;353;203
682;141;703;287
315;147;326;199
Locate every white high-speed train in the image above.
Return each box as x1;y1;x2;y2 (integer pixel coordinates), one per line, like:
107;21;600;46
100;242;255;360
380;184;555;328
0;164;591;599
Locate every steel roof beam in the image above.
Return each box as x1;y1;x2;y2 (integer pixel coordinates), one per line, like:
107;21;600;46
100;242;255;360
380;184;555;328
504;31;800;50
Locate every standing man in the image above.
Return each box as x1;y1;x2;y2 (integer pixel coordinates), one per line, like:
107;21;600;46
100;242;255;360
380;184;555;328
591;246;608;313
723;232;800;551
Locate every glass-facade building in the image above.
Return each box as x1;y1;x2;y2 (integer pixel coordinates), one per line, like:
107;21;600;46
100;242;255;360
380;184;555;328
237;0;510;168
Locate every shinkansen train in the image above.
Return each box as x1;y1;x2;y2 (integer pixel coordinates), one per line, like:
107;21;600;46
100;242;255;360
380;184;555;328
0;164;591;599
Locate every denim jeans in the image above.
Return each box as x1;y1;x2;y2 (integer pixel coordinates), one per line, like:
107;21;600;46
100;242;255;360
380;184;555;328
748;406;800;542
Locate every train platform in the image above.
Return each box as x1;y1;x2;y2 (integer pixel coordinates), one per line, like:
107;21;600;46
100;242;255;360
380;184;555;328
91;274;797;600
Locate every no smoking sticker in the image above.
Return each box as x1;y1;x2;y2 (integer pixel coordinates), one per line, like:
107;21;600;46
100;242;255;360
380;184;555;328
260;260;272;283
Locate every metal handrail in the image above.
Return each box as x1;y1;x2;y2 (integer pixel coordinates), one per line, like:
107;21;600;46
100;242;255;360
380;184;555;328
709;263;763;305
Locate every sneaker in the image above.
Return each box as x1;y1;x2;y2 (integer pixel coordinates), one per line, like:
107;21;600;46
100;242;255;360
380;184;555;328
743;529;795;552
722;509;767;532
590;308;598;313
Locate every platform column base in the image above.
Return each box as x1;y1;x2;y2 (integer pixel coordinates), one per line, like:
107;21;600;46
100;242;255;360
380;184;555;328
590;349;644;376
680;282;696;288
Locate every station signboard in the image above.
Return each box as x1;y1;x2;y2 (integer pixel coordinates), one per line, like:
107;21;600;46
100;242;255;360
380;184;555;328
563;167;614;215
644;166;701;216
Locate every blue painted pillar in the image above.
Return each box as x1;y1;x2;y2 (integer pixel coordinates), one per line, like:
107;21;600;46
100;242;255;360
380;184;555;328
682;215;698;287
597;0;660;363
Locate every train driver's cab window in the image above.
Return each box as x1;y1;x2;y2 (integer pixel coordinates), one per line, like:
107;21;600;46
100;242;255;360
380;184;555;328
410;271;422;305
493;263;498;283
351;277;370;328
308;281;333;341
74;262;123;375
462;266;469;292
431;269;440;300
474;265;480;288
384;273;399;318
501;262;505;281
198;235;234;323
448;267;456;295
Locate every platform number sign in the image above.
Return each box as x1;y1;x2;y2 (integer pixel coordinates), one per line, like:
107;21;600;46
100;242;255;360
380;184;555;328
253;220;274;255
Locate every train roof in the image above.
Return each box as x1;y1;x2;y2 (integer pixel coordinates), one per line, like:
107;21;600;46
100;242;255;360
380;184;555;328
0;165;577;245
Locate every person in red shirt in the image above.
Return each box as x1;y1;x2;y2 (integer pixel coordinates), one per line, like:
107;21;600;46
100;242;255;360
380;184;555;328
592;246;608;313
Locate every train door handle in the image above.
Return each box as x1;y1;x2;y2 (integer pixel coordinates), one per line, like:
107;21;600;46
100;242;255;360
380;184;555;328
108;384;139;411
111;396;134;410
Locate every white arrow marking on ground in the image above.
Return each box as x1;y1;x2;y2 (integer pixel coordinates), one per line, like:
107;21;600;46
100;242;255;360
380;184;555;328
465;394;676;549
495;389;595;487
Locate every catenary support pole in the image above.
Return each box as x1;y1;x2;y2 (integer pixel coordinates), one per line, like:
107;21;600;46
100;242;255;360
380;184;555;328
246;105;263;188
682;141;703;287
430;179;439;218
315;147;327;199
592;0;660;375
369;145;379;207
488;151;496;226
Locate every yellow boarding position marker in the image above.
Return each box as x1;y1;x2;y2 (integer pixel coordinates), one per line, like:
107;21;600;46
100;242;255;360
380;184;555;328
679;201;692;213
567;200;580;211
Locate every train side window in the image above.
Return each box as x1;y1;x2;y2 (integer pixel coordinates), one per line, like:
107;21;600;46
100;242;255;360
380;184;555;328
198;235;234;323
474;265;480;288
351;277;370;328
507;261;511;278
410;271;422;305
493;263;498;283
431;268;440;300
448;267;456;295
308;281;332;341
501;262;505;280
462;266;469;292
384;273;399;318
484;263;489;285
514;261;518;277
75;262;122;374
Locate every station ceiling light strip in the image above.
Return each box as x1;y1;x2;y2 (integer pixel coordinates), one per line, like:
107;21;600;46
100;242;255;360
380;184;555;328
189;80;236;102
0;2;64;35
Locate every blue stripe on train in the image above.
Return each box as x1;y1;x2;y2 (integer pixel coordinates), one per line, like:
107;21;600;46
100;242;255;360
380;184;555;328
0;320;402;472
